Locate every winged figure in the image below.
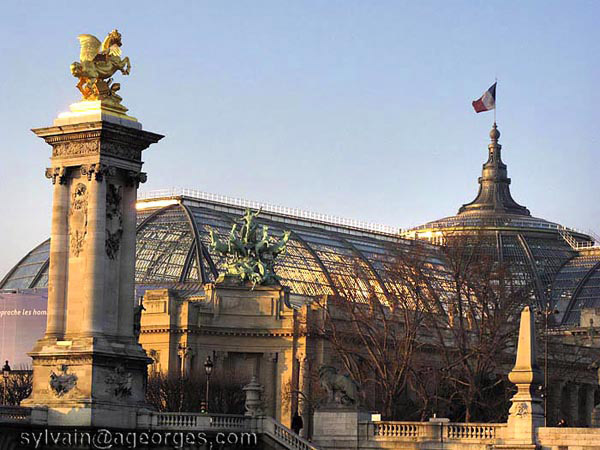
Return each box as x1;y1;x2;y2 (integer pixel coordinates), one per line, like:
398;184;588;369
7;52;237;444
70;29;131;104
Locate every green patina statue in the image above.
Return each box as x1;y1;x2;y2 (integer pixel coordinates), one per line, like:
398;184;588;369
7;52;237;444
209;209;291;286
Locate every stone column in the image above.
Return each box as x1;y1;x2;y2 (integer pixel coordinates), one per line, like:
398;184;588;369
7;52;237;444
44;171;69;338
298;356;310;438
82;172;107;336
582;384;595;427
23;106;163;428
118;180;140;338
547;380;564;427
565;383;580;426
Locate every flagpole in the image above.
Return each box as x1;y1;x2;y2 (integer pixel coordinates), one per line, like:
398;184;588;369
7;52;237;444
494;77;497;125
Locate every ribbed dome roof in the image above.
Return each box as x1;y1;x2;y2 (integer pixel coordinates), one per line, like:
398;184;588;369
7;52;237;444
402;124;598;322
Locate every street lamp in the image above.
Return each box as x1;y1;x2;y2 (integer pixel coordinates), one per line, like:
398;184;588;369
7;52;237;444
536;305;558;427
204;355;214;413
2;361;11;405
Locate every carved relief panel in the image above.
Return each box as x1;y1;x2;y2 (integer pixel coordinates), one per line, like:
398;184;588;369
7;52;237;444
69;183;88;257
105;184;123;259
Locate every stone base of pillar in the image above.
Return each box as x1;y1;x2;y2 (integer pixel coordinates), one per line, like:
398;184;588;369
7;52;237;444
22;336;150;428
312;408;369;448
592;405;600;427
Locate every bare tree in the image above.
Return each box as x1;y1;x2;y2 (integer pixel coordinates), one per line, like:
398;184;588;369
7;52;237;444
2;372;33;406
145;370;245;414
309;251;428;419
416;233;530;422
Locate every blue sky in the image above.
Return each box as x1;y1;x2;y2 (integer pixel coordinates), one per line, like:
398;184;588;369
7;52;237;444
0;1;598;276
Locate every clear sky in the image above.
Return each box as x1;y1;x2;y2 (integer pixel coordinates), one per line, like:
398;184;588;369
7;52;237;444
0;1;598;277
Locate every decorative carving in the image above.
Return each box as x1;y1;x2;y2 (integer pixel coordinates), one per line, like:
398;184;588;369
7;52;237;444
51;140;141;161
209;209;291;286
318;366;360;407
71;30;131;110
133;297;145;341
105;365;132;397
69;183;88;257
49;365;78;397
105;184;123;259
126;170;147;187
516;402;529;417
81;163;115;181
52;141;99;158
101;142;141;161
45;167;67;185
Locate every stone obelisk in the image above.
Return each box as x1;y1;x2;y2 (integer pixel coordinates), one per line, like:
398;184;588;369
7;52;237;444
22;30;163;428
502;306;544;447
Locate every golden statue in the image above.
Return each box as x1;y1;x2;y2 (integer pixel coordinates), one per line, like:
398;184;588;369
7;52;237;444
70;30;131;110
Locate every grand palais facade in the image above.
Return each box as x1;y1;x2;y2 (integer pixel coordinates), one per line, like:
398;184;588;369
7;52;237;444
1;124;600;429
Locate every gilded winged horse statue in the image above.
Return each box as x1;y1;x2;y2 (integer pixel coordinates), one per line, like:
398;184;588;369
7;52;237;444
70;29;131;106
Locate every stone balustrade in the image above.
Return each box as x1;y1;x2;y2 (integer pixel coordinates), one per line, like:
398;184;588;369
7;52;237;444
445;422;503;440
139;411;317;450
0;406;31;423
262;416;319;450
365;422;506;441
372;421;425;438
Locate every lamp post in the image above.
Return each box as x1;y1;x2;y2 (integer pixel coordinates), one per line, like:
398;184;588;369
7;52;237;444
536;305;558;427
2;361;11;405
204;355;213;413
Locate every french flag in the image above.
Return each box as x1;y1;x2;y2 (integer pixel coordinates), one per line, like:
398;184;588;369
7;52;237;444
472;83;496;113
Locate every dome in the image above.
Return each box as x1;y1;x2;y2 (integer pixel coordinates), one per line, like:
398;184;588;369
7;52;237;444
402;123;599;323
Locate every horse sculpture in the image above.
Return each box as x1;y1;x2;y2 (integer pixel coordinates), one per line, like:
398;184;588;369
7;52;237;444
70;29;131;104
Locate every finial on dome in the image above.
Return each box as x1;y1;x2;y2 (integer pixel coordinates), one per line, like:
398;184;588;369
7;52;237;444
490;122;500;141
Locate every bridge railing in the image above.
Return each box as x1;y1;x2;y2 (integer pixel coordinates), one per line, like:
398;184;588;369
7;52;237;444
140;412;318;450
0;406;31;424
366;420;505;443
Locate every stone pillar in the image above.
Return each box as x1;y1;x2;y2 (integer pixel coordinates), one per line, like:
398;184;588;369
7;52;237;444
504;306;544;447
82;174;107;336
582;384;595;427
178;344;193;378
565;383;580;426
547;380;564;427
298;356;310;438
593;387;600;427
22;103;163;428
118;182;140;338
44;173;69;338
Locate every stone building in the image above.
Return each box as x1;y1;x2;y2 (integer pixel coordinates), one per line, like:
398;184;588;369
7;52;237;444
2;124;600;428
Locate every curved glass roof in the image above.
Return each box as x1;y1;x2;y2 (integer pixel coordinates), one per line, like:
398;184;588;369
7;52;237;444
1;195;445;302
0;240;50;290
2;192;598;326
552;254;600;325
133;197;445;300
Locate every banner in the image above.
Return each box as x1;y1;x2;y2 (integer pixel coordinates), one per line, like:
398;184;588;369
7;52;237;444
0;291;48;368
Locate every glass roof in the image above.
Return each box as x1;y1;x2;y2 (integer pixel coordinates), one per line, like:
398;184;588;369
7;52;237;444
551;255;600;325
2;196;598;325
0;240;49;290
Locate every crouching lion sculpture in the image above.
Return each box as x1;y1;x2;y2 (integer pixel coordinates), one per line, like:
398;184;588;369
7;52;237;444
318;366;360;407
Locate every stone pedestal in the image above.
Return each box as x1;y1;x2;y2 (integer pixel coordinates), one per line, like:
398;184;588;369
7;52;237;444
22;102;163;428
312;408;369;448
